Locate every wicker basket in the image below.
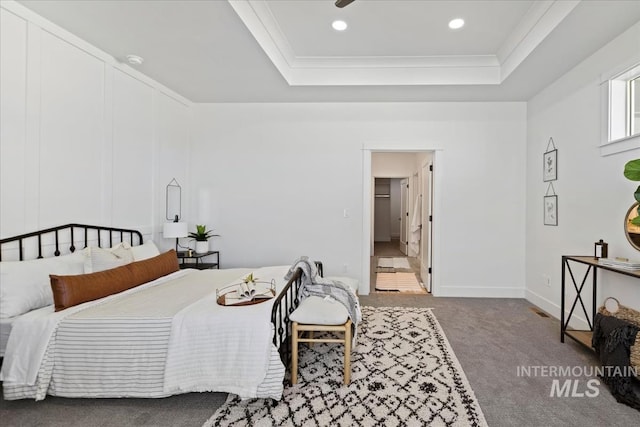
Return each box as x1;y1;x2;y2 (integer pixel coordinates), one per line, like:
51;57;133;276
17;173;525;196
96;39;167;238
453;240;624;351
598;297;640;372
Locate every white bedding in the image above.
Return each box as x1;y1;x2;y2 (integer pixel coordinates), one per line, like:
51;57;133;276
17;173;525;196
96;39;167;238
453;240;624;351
164;265;289;397
0;305;54;358
0;316;13;357
1;266;291;401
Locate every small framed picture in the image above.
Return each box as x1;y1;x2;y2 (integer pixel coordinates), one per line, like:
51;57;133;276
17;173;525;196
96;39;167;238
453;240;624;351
544;195;558;226
543;149;557;182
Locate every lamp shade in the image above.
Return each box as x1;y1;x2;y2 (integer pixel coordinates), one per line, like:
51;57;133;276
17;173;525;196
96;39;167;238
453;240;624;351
163;222;188;238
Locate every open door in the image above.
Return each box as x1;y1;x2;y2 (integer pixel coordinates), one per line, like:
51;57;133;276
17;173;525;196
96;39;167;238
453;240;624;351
420;162;433;292
399;178;409;255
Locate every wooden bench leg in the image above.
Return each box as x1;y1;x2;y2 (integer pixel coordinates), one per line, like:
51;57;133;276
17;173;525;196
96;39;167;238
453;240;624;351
344;319;352;385
292;322;299;385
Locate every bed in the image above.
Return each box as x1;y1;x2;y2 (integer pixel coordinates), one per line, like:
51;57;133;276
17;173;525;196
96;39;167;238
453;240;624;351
0;224;304;401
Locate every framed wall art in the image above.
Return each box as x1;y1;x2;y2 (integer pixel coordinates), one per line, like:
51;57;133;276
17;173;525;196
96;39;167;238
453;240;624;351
543;137;557;182
544;183;558;226
544;195;558;226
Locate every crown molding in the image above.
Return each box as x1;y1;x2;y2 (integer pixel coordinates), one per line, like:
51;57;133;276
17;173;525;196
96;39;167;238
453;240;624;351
229;0;579;86
497;0;580;81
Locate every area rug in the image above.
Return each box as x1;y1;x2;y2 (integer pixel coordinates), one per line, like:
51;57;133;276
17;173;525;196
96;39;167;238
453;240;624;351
375;272;425;292
204;306;487;427
377;257;411;270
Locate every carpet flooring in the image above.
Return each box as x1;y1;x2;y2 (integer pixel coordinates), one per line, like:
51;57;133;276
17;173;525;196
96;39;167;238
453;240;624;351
204;306;486;427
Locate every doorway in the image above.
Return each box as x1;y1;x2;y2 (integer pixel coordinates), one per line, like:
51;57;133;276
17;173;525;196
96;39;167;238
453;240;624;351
367;151;435;295
373;177;408;254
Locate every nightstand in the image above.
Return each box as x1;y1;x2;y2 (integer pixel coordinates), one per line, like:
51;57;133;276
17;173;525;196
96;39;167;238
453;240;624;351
177;251;220;270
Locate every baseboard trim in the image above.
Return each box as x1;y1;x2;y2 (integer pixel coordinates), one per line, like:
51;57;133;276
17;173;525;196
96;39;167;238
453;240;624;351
434;286;525;298
525;289;590;330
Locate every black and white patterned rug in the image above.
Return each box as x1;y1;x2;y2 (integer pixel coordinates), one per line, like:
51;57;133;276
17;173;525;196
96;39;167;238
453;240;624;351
204;306;487;426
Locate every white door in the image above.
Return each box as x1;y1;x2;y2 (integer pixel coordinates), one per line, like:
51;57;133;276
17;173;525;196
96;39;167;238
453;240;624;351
420;163;433;292
399;178;409;255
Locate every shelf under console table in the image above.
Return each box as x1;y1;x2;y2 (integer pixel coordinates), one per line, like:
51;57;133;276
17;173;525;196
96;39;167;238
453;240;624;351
561;255;640;349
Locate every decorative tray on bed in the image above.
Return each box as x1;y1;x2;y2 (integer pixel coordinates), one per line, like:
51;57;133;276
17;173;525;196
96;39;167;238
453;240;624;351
216;276;276;307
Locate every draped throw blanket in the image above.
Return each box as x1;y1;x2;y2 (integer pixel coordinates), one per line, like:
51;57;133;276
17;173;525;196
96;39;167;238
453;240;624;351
285;256;362;330
592;313;640;411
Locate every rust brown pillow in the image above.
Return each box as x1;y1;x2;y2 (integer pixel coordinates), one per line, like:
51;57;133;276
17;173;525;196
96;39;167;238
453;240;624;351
50;249;179;311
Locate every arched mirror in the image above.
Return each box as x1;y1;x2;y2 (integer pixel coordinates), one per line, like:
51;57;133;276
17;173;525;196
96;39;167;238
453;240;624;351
625;202;640;251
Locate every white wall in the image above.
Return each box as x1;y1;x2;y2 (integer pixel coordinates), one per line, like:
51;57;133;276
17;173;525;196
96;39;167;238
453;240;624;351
1;3;528;299
191;102;527;296
526;22;640;327
0;7;27;236
0;3;191;248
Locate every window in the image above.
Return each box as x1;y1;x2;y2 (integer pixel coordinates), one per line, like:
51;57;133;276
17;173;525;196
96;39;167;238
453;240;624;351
632;76;639;136
601;61;640;155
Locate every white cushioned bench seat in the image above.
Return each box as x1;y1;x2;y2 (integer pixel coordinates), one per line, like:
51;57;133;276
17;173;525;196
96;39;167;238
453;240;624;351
290;296;349;325
290;276;360;385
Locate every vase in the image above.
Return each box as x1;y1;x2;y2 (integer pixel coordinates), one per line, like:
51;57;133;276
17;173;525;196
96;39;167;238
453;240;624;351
195;241;209;253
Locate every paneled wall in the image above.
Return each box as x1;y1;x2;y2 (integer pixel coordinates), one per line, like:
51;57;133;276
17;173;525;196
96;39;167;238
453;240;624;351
0;4;191;246
38;30;105;226
0;7;28;235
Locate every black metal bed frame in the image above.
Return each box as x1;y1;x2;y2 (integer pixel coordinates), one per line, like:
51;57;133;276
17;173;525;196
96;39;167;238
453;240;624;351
0;223;318;371
271;261;322;368
0;223;144;261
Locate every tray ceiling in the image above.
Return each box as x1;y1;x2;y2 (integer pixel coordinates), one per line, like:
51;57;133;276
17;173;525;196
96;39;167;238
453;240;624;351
15;0;640;102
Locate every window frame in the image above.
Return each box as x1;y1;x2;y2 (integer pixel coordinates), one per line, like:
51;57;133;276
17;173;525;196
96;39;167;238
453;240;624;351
600;59;640;156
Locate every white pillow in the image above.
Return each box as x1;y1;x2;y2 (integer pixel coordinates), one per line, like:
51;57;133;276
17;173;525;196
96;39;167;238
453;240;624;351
130;240;160;261
83;242;134;273
110;241;134;263
289;296;349;325
0;252;85;318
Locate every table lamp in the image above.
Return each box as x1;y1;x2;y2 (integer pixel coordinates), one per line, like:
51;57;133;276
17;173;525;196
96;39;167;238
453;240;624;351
163;216;188;253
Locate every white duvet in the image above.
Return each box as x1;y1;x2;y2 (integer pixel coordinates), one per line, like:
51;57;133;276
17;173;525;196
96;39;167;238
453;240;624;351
0;266;290;400
164;265;290;397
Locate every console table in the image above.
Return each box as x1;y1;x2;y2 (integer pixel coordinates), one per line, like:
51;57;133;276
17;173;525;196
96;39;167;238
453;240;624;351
561;255;640;349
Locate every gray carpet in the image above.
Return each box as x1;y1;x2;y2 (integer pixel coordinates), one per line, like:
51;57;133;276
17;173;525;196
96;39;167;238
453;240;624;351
2;294;639;426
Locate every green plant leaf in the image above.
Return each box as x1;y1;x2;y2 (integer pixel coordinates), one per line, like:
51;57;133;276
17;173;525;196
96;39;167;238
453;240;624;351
632;216;640;226
188;225;220;241
635;185;640;203
624;159;640;181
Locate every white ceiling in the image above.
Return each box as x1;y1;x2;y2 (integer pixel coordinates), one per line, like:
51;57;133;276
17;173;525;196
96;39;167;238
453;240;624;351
17;0;640;103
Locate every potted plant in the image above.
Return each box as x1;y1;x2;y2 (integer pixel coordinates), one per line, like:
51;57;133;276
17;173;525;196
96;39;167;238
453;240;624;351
624;159;640;226
189;224;219;253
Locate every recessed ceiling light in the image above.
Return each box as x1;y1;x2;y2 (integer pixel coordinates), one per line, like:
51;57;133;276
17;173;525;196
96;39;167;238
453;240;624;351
448;18;465;30
126;54;144;65
332;20;348;31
